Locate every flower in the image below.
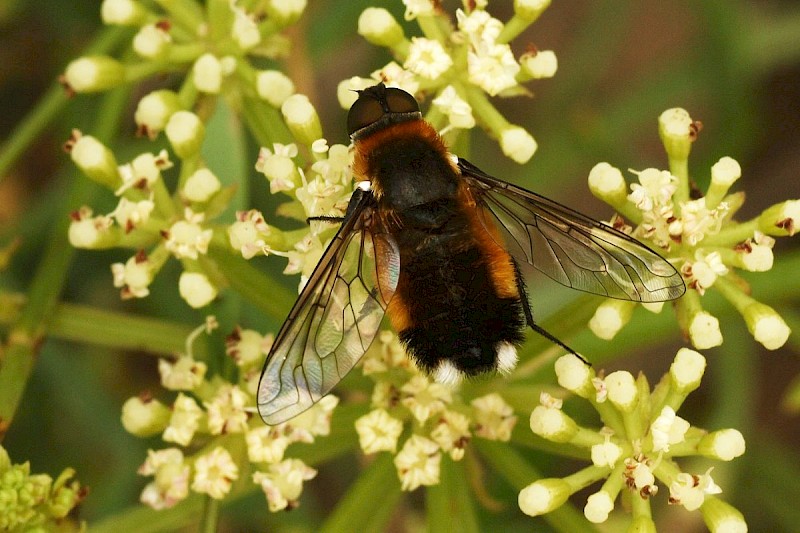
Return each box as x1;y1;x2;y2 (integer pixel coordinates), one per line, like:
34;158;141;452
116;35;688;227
158;355;207;391
192;447;239;500
205;385;250;435
516;351;747;527
253;459;317;512
138;448;190;509
588;109;797;351
355;408;404;454
394;435;441;491
0;445;86;529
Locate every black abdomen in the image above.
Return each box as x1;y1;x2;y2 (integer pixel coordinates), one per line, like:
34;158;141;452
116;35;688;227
387;200;526;377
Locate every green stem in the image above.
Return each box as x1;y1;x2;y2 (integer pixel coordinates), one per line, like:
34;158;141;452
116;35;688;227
199;496;220;533
0;85;132;439
475;440;598;532
0;26;131;182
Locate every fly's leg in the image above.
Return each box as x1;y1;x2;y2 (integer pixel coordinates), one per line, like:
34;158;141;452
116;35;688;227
513;260;591;366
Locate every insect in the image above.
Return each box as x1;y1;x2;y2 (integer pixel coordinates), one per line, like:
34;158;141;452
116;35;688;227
257;83;685;425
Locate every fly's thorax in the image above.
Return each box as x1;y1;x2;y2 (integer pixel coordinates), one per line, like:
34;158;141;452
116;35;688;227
353;120;459;211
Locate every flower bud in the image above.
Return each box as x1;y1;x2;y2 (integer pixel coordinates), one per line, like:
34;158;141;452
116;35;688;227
554;354;595;398
529;405;578;443
584;490;614;523
590;440;623;468
589;299;635;340
165;111;205;158
742;302;791;350
183;168;221;202
688;310;723;350
135;90;182;138
698;429;746;461
256;70;295;107
193;53;222;94
63;55;125;93
520;49;557;79
670;348;706;394
281;94;323;145
514;0;551;22
68;133;121;189
264;0;306;26
232;7;261;50
178;271;217;308
101;0;147;25
133;24;171;59
358;7;405;47
121;395;171;436
758;199;799;237
588;162;628;208
518;478;570;517
700;495;748;533
658;108;694;160
605;371;638;412
337;77;375;110
500;126;537;164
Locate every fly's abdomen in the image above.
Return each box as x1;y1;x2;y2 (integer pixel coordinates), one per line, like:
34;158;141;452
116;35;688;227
386;204;525;381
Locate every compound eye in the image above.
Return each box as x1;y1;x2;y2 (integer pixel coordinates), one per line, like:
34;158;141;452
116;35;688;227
384;87;420;114
347;97;384;137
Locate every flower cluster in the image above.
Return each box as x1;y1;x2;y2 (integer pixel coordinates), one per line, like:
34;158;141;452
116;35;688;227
62;0;360;306
354;331;518;491
587;108;795;351
0;444;86;531
518;350;747;530
121;317;333;511
344;0;557;163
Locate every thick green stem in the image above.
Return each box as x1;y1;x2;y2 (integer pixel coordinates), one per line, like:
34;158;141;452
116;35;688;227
0;86;130;439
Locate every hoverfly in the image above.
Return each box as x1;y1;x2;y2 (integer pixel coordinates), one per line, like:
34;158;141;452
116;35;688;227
257;83;685;424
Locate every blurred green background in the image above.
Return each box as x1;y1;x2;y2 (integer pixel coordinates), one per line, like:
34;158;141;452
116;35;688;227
1;0;799;531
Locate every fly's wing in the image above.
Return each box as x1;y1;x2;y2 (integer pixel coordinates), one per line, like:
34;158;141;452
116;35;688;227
257;191;399;425
458;158;685;303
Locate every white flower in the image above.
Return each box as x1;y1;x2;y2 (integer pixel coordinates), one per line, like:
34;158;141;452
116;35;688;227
430;410;471;460
467;43;520;96
162;393;203;446
138;448;190;510
253;459;317;512
228;209;273;259
158;355;207;391
164;210;213;259
355;408;404;454
256;143;300;193
115;150;172;195
111;197;154;232
393;435;441;491
371;62;420;96
456;8;503;45
669;469;722;511
111;251;153;299
192;447;239;500
432;86;475;129
246;426;292;464
404;37;453;79
650;406;690;452
590;437;623;468
400;375;452;423
205;385;251;435
471;393;517;441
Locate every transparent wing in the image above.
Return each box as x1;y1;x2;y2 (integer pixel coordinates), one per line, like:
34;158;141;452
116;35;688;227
458;158;685;302
257;191;399;425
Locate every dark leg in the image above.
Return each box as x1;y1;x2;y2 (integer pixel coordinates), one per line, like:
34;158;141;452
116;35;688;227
512;261;591;366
